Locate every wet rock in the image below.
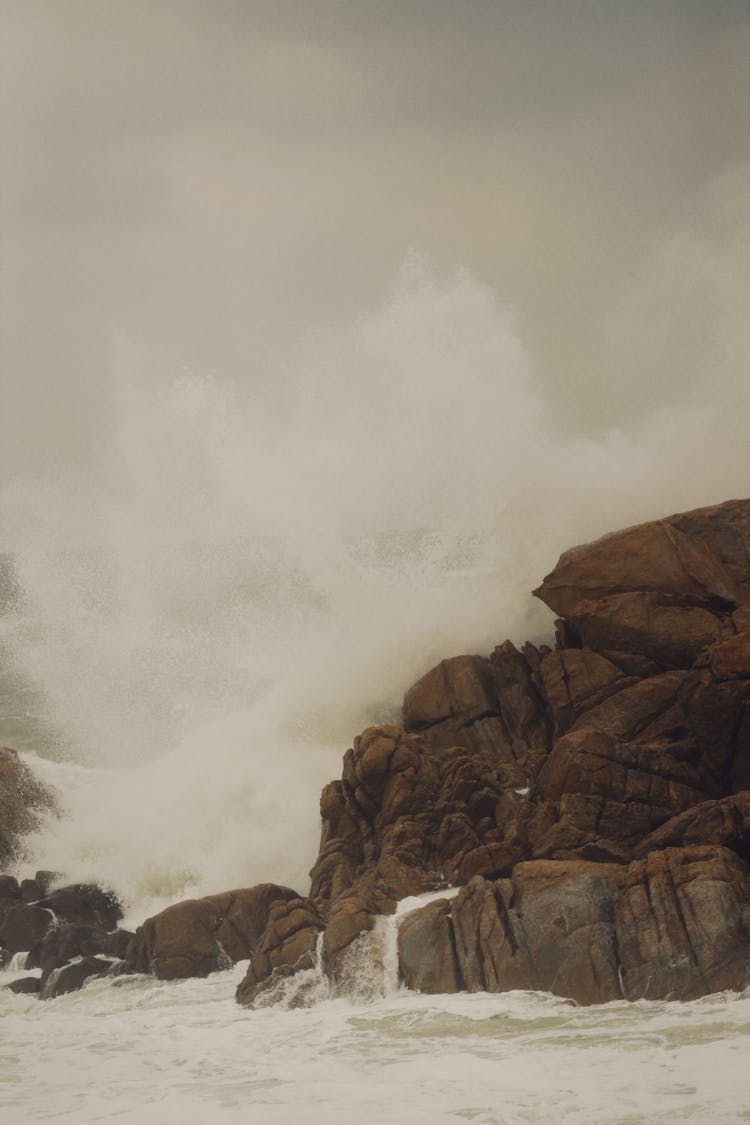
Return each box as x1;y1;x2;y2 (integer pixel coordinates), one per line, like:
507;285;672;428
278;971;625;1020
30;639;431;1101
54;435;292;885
125;884;298;980
0;875;20;903
40;955;117;1000
27;923;136;978
36;884;123;931
20;878;42;903
616;846;750;1000
398;897;461;993
0;903;55;953
236;896;325;1007
5;975;41;995
398;847;750;1005
0;747;55;866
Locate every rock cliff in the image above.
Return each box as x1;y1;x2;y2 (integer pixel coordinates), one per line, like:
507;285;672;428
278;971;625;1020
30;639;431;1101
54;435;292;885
236;497;750;1006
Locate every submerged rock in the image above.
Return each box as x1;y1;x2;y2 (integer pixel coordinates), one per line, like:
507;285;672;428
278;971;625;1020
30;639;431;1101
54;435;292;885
125;884;299;981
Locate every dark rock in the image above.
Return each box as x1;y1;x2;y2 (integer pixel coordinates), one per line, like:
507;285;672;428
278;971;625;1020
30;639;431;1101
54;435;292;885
37;884;123;931
19;878;41;903
124;884;298;980
40;955;117;1000
0;875;20;903
34;871;60;897
5;975;41;994
0;903;55;953
27;923;136;977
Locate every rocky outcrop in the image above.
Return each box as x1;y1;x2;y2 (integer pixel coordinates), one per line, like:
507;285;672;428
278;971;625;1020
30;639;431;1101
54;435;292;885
237;498;750;1008
533;498;750;668
399;845;750;1004
124;884;299;980
7;500;749;1010
0;747;54;866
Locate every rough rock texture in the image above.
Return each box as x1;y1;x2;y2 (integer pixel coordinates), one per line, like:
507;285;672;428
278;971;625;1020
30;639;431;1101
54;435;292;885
233;503;750;1007
533;498;750;668
40;955;118;1000
399;846;750;1004
0;747;54;866
235;896;325;1007
125;884;298;980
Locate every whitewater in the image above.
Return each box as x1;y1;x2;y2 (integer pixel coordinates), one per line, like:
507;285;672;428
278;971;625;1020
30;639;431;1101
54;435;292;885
2;269;750;1123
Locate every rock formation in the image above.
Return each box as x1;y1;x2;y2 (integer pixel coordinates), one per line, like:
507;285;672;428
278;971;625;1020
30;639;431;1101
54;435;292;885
4;498;750;1007
236;498;750;1006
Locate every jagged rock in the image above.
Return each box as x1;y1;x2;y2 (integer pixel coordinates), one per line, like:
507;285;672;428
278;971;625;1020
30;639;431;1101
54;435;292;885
534;499;750;667
40;955;118;1000
36;884;123;931
241;498;750;1008
616;846;750;1000
398;846;750;1005
539;649;636;736
125;884;298;980
634;791;750;861
398;897;461;993
19;878;41;903
27;923;135;978
402;644;552;787
236;896;325;1007
0;747;55;866
0;903;55;953
403;655;496;729
0;874;20;903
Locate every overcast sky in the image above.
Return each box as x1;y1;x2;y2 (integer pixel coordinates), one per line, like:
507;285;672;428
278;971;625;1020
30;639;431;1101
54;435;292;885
2;1;748;477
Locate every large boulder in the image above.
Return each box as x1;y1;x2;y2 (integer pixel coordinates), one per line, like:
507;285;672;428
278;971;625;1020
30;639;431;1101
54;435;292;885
124;884;298;980
398;846;750;1004
534;499;750;668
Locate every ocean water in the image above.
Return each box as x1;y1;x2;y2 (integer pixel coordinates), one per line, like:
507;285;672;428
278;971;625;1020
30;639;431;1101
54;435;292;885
2;269;750;1120
2;957;750;1124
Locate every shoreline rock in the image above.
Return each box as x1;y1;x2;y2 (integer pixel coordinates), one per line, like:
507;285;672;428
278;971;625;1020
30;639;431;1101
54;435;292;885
4;498;750;1007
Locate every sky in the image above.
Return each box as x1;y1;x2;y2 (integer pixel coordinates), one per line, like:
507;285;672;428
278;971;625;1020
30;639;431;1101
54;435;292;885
1;1;749;478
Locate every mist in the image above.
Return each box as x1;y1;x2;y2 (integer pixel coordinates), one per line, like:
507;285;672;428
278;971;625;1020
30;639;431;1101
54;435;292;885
1;2;748;909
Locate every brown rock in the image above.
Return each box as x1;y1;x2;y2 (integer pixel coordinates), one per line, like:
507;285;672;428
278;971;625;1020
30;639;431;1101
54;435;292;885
0;903;55;953
403;656;497;729
398;848;750;1005
709;631;750;680
236;896;325;1007
125;884;298;980
535;499;750;616
616;846;750;1000
539;649;635;735
398;897;461;993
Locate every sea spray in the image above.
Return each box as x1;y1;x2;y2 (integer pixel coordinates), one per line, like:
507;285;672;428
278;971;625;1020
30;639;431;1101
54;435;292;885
1;264;748;918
